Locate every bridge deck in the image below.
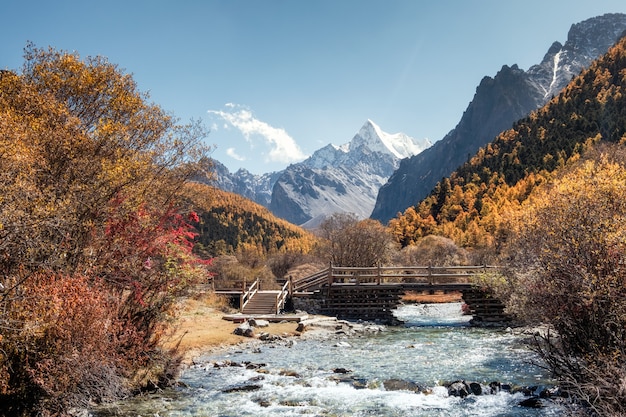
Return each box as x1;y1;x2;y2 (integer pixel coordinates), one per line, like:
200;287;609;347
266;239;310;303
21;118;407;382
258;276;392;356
287;265;507;325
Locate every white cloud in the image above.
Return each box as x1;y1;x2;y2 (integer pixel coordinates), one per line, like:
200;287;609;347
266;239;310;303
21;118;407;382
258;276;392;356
226;147;246;161
208;104;308;164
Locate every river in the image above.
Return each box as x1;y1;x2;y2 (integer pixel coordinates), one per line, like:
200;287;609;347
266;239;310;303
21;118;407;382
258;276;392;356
94;303;565;416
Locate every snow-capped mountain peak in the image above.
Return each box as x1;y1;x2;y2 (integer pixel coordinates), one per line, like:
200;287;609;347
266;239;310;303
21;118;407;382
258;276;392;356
303;119;429;170
269;120;433;225
351;119;431;159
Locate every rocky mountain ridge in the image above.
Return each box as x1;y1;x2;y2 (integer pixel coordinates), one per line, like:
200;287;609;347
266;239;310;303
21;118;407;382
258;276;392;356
371;13;626;222
209;119;431;227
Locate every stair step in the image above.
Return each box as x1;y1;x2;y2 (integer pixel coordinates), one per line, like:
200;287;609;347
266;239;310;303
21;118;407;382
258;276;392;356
242;290;283;314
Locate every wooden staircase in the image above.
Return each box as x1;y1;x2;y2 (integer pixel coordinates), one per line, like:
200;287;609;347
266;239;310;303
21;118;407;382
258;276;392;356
242;290;281;315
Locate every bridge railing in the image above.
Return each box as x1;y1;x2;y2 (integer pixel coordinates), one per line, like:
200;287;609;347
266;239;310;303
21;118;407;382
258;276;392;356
291;267;331;293
240;279;259;311
275;279;290;314
292;265;499;289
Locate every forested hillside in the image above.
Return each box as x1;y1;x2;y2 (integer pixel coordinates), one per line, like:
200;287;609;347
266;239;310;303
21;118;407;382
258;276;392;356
390;34;626;250
184;182;316;257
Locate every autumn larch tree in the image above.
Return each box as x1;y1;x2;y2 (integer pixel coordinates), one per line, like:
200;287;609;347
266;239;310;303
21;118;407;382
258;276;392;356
503;146;626;416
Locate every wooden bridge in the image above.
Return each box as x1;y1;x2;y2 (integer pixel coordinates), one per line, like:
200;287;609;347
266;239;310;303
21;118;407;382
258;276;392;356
218;264;510;326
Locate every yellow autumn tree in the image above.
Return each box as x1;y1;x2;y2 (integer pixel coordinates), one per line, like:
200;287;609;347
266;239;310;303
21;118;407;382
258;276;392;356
502;145;626;415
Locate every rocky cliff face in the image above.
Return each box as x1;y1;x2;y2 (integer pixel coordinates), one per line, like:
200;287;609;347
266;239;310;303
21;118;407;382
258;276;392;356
206;159;279;207
371;13;626;223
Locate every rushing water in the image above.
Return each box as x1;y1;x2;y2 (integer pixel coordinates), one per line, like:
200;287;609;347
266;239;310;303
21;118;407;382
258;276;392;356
94;303;565;416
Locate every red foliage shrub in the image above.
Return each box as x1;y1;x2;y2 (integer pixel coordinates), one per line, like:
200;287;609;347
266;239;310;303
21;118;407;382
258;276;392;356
0;273;125;415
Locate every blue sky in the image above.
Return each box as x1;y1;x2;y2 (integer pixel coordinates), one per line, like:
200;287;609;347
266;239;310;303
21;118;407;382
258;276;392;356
2;1;626;174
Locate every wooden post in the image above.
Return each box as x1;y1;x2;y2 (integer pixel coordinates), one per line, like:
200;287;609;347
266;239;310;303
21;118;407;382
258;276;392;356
240;279;247;311
428;264;432;285
377;264;381;285
328;262;334;287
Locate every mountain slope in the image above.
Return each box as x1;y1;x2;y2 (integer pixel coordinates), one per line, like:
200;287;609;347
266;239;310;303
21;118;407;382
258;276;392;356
389;32;626;248
372;13;626;223
183;182;316;256
206;159;280;207
269;120;431;226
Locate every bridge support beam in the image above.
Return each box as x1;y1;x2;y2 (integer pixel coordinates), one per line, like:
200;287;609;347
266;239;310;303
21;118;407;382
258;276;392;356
461;288;512;327
320;285;405;325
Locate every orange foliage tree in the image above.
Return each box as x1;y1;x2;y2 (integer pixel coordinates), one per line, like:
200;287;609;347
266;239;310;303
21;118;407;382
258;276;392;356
316;213;397;267
0;45;210;415
502;148;626;415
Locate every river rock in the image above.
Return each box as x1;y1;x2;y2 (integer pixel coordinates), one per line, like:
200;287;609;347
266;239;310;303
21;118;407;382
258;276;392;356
258;332;282;341
279;369;300;378
447;381;470;398
383;379;423;393
469;382;482;395
249;318;270;327
488;381;501;394
254;398;272;407
222;383;262;393
519;397;544;408
244;361;267;369
333;367;352;374
540;386;564;398
212;360;233;368
233;322;255;337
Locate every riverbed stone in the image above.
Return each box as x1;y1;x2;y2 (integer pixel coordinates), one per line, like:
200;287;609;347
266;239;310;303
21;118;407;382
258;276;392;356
383;379;423;393
469;382;482;395
279;369;300;377
222;383;262;393
447;381;470;398
249;318;270;327
233;322;255;337
518;397;544;408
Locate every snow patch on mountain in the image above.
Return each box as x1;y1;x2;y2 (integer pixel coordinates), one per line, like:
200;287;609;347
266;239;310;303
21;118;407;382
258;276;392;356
305;120;431;170
356;119;428;159
526;13;626;102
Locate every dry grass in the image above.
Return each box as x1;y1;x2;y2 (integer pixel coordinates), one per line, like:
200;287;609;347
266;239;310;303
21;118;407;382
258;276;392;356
401;290;463;304
165;292;299;363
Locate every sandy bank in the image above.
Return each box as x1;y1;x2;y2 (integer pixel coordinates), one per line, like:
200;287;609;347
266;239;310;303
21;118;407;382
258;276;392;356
166;296;304;363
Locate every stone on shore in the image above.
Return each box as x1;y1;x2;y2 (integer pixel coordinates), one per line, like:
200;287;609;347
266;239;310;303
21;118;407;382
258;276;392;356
233;321;255;337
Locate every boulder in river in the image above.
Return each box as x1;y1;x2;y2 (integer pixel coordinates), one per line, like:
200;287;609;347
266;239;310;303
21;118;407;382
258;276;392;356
469;382;482;395
519;397;545;408
447;381;471;398
383;379;424;393
222;383;262;393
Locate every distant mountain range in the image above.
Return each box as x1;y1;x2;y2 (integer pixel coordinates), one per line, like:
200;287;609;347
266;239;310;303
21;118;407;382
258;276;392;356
209;119;431;227
371;13;626;222
207;13;626;228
